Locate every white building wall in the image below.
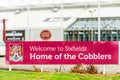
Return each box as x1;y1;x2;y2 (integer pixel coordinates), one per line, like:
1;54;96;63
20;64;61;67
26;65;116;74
0;30;2;41
0;6;120;41
0;6;120;29
29;29;62;41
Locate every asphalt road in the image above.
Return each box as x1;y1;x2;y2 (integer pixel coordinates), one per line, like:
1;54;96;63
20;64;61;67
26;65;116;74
0;57;120;73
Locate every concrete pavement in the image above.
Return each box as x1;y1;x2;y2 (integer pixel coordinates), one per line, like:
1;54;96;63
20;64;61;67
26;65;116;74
1;57;120;73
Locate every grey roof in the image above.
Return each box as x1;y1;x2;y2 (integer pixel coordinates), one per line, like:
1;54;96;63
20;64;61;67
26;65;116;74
67;17;120;30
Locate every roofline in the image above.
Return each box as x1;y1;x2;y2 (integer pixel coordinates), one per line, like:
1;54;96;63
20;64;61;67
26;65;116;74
0;1;120;12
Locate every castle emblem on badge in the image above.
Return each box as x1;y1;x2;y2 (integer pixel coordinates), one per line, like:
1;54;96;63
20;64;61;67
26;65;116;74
9;44;23;62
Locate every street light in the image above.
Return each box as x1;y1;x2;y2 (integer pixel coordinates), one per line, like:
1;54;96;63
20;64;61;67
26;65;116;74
52;6;59;12
89;9;96;41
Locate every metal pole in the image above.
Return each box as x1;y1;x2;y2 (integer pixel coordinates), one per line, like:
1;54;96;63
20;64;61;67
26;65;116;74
3;19;12;71
61;1;64;41
98;3;101;41
91;12;94;41
3;19;6;43
27;6;30;40
89;10;95;41
98;2;105;75
60;1;65;71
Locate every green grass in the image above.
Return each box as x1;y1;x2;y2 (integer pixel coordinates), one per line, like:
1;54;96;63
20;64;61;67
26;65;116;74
0;70;120;80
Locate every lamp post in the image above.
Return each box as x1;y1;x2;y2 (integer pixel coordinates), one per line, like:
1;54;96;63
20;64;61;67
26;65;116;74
61;0;64;41
97;2;105;75
89;9;96;41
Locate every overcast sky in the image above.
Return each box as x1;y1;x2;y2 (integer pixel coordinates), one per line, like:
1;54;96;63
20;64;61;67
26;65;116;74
0;0;118;7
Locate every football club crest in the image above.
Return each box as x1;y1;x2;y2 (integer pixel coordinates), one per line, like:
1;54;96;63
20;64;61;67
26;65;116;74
9;44;23;62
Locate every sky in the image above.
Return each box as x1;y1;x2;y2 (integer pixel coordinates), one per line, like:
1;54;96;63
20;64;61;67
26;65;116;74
0;0;119;8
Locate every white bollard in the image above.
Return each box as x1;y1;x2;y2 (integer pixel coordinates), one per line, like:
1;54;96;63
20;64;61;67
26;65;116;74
41;66;43;72
103;65;106;75
9;65;12;71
